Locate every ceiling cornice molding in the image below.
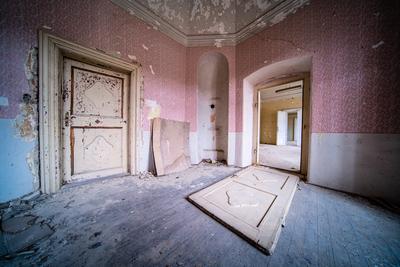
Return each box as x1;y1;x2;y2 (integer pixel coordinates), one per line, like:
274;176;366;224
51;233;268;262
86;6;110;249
111;0;189;46
111;0;309;47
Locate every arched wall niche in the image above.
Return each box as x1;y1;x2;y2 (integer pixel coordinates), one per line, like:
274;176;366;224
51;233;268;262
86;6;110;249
197;52;229;161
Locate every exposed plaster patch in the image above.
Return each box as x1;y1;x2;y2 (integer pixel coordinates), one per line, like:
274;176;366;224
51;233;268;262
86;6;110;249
142;44;149;50
149;65;155;75
270;11;288;25
257;21;266;27
15;98;37;142
109;51;122;58
270;0;309;25
214;39;223;48
244;0;272;13
122;0;309;41
24;47;38;93
128;54;137;61
16;47;39;142
198;22;227;34
26;145;39;185
191;0;212;21
147;0;185;23
221;0;233;10
372;41;384;49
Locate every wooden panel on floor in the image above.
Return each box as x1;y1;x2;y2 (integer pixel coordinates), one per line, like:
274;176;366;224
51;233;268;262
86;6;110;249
188;165;299;255
152;118;191;176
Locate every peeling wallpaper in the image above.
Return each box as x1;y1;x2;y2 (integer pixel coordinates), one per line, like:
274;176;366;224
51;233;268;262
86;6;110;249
0;0;187;202
236;0;400;133
0;0;399;202
133;0;304;35
135;0;191;33
0;0;187;130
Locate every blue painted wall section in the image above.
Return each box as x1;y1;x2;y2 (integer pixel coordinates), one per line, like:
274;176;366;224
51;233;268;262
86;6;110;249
0;119;37;202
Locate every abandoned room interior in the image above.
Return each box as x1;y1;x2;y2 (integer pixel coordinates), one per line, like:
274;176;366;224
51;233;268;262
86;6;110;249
0;0;399;266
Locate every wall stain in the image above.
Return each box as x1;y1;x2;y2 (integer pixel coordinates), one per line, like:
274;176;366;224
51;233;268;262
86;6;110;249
26;144;39;187
15;47;39;142
15;47;40;190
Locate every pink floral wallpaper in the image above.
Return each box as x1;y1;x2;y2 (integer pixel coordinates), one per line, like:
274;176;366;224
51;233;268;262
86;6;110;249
236;0;400;133
0;0;187;131
1;0;399;134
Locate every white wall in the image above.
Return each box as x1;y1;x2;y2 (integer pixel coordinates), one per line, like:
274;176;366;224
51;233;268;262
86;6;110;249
308;133;400;205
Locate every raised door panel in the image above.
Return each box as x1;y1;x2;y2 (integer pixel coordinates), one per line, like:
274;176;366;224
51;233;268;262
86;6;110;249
72;128;123;175
72;67;123;118
63;58;128;182
189;166;298;255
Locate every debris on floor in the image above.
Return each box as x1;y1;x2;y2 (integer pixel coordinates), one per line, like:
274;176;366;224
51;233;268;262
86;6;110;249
138;171;155;180
0;165;399;266
0;199;54;259
200;159;227;166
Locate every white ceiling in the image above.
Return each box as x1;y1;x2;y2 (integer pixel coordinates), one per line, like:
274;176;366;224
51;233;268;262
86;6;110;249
259;80;303;102
112;0;309;46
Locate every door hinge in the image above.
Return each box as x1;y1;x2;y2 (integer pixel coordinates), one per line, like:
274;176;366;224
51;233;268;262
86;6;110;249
254;102;258;108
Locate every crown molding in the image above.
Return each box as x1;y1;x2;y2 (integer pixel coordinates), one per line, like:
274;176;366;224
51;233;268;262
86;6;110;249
111;0;309;47
111;0;189;46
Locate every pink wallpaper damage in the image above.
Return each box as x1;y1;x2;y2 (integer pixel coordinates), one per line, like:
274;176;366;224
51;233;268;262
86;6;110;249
0;0;187;131
235;0;400;133
1;0;398;135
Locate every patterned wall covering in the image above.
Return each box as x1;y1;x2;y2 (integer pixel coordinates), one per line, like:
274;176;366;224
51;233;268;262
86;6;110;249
235;0;400;133
0;0;187;131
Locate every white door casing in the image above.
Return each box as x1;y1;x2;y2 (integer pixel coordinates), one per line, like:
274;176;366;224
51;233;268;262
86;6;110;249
39;31;141;194
62;59;129;181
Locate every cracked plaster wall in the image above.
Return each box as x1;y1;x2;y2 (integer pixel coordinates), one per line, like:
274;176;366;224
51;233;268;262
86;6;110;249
0;0;399;203
0;0;187;202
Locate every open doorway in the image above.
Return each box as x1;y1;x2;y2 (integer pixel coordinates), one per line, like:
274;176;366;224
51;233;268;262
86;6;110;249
257;80;303;172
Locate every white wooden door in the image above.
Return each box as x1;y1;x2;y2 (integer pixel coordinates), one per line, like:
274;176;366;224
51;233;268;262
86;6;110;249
62;59;129;181
189;166;299;254
276;111;287;145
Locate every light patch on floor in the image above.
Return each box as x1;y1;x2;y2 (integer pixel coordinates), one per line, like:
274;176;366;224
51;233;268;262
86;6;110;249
189;165;299;254
259;144;300;171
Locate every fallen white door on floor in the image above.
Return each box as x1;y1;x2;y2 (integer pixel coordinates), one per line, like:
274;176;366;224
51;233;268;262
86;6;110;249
188;165;298;254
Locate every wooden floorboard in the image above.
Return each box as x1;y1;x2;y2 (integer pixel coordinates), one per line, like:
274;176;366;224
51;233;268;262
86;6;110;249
1;165;400;267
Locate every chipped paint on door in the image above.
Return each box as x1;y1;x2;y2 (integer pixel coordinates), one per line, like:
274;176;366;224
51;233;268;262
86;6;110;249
188;165;299;255
62;59;129;181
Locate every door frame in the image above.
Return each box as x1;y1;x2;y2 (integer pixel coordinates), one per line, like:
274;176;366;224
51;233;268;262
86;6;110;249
252;74;311;178
39;31;142;194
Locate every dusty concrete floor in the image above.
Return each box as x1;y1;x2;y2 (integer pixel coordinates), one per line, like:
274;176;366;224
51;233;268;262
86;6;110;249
259;144;301;171
1;164;400;266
